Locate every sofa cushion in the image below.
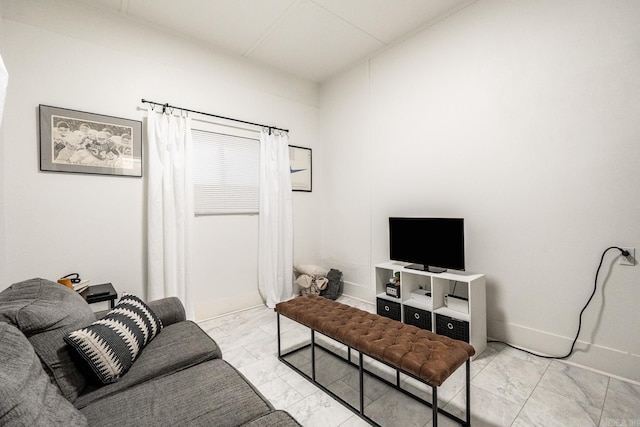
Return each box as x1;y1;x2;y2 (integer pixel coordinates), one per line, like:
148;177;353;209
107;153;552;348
74;320;222;408
80;359;276;427
0;322;88;426
0;278;96;402
64;293;163;384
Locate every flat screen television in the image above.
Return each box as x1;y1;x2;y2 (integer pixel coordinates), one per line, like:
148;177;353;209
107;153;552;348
389;217;465;273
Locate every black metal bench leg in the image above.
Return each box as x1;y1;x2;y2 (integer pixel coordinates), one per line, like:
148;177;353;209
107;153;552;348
432;386;438;427
311;329;316;382
277;314;281;358
359;352;364;415
466;359;471;426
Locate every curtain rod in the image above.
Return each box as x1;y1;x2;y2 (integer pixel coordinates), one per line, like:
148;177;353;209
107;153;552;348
141;98;289;133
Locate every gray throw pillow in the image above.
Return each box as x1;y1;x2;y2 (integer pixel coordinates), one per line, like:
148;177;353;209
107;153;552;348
65;293;163;383
0;278;97;402
0;322;88;426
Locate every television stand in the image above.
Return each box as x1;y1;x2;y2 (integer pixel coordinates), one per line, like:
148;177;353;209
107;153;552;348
406;264;447;273
375;262;487;359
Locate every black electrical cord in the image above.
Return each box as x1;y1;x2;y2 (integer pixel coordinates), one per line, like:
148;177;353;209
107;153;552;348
488;246;630;360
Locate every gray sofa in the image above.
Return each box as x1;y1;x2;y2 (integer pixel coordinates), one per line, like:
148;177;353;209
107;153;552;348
0;278;300;426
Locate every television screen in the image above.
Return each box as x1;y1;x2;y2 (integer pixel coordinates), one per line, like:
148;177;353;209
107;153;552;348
389;217;465;272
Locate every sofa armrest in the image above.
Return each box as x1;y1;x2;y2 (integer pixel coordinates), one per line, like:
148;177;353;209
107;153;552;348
94;296;186;326
146;297;186;326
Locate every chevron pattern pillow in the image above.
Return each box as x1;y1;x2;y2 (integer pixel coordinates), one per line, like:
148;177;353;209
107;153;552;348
64;293;163;384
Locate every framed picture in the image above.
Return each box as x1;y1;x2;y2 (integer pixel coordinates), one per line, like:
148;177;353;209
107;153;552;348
39;105;142;177
289;145;312;192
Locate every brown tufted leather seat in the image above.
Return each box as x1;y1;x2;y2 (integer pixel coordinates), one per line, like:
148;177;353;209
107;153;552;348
275;295;475;387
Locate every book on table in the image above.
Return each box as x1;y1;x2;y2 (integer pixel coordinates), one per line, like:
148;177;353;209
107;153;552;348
74;279;90;293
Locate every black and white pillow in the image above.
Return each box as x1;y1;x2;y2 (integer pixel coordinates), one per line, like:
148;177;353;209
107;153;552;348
64;293;163;384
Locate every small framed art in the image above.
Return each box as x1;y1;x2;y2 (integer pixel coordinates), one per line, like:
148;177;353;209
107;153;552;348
289;145;312;192
39;105;142;177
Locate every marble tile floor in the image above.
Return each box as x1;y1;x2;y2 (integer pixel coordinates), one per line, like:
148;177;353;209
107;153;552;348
198;296;640;427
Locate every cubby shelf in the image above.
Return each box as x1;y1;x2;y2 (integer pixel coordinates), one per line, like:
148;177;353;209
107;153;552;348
375;262;486;358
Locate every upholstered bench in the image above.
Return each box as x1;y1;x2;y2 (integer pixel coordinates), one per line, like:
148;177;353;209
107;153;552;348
275;295;474;426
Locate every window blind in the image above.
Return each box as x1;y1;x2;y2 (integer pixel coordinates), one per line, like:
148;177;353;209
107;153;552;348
192;129;259;215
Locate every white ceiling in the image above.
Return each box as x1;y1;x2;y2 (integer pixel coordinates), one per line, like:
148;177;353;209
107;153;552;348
74;0;474;83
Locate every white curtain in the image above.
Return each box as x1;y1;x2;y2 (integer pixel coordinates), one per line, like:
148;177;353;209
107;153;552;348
258;129;294;308
147;107;195;319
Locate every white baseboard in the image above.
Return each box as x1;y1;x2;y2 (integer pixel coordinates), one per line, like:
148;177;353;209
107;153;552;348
488;318;640;383
342;280;375;302
196;303;264;323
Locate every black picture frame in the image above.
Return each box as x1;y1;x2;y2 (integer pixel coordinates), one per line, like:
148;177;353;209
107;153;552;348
289;145;312;192
39;105;142;177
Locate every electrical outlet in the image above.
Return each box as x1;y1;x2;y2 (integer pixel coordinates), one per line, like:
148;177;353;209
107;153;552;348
620;247;636;266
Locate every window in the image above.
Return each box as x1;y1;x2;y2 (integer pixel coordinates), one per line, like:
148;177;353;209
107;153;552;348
192;129;259;215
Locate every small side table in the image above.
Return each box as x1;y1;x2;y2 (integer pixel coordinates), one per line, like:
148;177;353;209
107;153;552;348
81;283;118;309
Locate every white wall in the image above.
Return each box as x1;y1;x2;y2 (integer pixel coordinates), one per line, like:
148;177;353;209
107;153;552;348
0;0;321;319
319;61;372;300
0;10;7;288
320;0;640;381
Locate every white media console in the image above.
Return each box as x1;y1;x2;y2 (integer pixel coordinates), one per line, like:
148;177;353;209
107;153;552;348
375;262;487;358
